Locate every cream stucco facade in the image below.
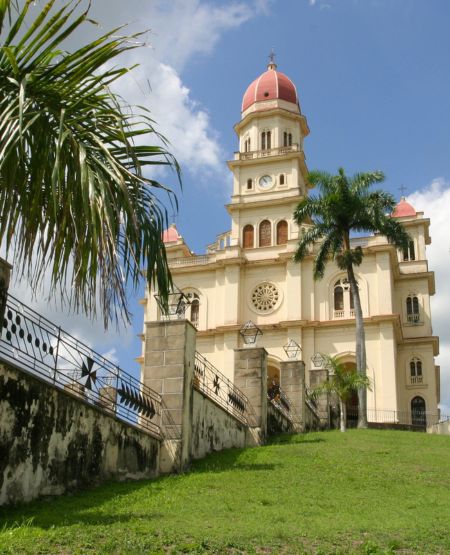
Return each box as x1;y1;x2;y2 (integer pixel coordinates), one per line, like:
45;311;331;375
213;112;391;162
140;63;440;423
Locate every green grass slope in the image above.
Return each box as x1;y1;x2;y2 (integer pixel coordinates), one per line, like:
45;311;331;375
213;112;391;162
0;430;449;554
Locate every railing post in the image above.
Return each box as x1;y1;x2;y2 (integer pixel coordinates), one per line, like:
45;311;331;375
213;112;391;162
53;327;61;384
0;258;12;326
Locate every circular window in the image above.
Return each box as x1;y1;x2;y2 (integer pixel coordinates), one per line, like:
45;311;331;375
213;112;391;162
251;282;281;314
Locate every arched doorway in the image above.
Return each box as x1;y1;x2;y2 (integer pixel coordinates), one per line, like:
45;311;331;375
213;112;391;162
267;364;280;401
411;396;426;430
342;361;359;428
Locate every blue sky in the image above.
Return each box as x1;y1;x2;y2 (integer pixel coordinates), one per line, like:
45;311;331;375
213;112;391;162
7;0;450;411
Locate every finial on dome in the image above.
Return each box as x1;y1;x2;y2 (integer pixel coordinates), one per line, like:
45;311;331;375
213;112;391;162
399;184;408;200
267;47;277;70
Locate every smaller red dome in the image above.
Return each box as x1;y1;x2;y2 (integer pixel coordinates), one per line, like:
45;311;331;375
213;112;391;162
242;63;298;113
392;198;416;218
162;224;180;243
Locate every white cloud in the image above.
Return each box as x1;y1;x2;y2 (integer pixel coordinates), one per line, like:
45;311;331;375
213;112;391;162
409;178;450;414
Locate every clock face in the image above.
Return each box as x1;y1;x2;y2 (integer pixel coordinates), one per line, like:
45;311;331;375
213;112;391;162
259;175;273;190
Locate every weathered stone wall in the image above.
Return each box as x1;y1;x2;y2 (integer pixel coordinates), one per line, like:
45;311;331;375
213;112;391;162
234;347;268;439
190;389;248;459
267;402;295;435
0;363;160;506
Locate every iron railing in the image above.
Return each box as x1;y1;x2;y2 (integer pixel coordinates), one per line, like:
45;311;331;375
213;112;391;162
194;351;254;425
0;294;161;438
342;406;448;431
267;383;303;429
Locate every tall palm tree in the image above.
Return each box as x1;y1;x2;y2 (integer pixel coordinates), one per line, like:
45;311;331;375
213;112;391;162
293;168;409;427
0;1;180;327
311;355;372;432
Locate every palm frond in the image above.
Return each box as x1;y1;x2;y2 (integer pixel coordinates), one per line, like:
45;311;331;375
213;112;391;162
0;0;180;327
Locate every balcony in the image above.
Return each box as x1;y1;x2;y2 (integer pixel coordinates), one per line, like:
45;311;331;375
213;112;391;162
406;313;421;325
410;375;423;385
333;309;355;319
235;144;300;161
168;255;213;268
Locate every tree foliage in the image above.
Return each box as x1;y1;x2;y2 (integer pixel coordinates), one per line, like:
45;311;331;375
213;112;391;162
0;0;180;326
294;168;410;427
312;354;372;432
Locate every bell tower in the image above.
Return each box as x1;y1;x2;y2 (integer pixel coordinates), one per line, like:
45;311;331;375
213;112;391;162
227;61;311;250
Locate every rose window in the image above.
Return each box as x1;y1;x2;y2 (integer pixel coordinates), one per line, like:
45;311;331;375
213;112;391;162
251;282;280;313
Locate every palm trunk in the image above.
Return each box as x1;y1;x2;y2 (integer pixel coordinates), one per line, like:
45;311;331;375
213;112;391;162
340;400;347;432
347;264;368;428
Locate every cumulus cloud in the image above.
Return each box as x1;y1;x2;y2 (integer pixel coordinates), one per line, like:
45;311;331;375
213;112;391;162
409;178;450;413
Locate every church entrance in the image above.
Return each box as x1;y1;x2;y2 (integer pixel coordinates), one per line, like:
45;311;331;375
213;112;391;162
342;361;359;428
267;364;280;401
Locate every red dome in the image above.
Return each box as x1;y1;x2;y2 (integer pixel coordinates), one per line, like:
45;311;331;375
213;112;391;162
241;64;298;113
162;224;180;243
392;198;416;218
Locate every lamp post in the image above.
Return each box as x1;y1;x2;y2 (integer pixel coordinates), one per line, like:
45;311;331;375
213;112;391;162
283;338;302;360
154;287;190;320
239;320;263;346
311;352;333;372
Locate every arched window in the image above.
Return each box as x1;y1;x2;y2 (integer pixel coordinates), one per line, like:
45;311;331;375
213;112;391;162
279;174;285;185
411;396;426;428
283;131;293;147
185;292;200;328
410;357;423;384
402;240;416;261
247;178;253;190
333;278;356;318
276;220;288;245
243;224;254;249
262;130;271;150
334;285;344;311
406;295;420;324
244;137;251;152
259;220;271;247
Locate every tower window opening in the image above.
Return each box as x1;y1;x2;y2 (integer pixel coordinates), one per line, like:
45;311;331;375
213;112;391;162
410;357;423;380
279;174;285;186
402;240;416;261
247;178;253;190
276;220;288;245
244;137;251;152
283;131;293;147
259;220;271;247
406;294;420;324
243;224;254;249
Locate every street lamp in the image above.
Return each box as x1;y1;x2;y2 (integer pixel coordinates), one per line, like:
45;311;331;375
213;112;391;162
283;338;302;359
154;286;190;319
239;320;263;346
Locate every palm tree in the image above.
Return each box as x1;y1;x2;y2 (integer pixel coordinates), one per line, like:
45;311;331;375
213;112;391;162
312;355;372;432
293;168;409;427
0;1;180;327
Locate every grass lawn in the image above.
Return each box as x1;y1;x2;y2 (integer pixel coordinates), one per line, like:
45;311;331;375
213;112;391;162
0;429;449;554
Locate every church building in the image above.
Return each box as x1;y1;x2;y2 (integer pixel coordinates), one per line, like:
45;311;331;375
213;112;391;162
140;61;440;424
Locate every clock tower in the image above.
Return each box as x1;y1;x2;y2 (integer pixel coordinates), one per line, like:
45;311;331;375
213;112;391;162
227;60;311;250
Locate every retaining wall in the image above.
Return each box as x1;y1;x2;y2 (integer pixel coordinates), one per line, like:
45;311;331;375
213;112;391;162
0;363;160;506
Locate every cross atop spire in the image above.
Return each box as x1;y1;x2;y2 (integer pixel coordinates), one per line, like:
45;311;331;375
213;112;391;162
399;184;408;199
267;47;277;70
